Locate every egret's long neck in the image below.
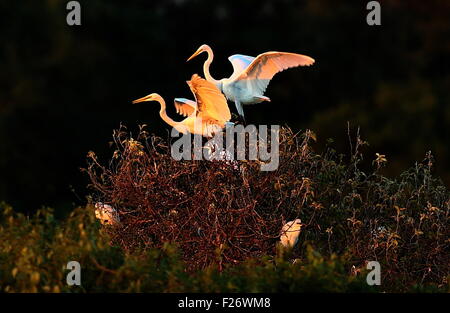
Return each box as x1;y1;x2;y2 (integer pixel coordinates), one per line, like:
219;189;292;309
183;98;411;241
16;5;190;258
204;48;219;86
155;95;179;129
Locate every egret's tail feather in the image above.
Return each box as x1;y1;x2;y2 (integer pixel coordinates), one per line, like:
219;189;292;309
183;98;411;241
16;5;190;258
255;96;271;102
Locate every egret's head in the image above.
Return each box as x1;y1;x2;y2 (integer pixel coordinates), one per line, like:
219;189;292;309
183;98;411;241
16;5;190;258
187;44;210;62
132;93;159;104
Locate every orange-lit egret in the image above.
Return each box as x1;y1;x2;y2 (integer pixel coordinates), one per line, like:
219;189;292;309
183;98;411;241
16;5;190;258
133;74;231;137
94;202;120;226
280;219;303;247
187;44;315;119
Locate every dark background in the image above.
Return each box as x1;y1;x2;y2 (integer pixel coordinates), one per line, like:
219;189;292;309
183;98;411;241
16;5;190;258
1;0;449;213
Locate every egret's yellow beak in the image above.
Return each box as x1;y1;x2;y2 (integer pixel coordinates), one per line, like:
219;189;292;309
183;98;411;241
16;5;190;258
132;94;153;104
187;48;203;62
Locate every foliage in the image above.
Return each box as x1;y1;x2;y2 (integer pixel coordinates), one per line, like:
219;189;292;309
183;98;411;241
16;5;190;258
1;127;449;292
0;203;376;293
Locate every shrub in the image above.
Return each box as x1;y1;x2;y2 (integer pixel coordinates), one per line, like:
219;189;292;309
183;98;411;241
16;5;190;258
83;125;449;291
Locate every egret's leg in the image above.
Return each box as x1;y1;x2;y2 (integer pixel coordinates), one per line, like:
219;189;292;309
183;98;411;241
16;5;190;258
234;101;246;123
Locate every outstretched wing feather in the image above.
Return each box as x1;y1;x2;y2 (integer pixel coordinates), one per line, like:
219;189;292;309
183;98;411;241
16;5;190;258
234;52;315;95
228;54;256;77
173;98;197;117
187;74;231;122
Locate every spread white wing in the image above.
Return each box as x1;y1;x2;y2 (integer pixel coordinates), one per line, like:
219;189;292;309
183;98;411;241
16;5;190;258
228;54;256;77
232;52;315;96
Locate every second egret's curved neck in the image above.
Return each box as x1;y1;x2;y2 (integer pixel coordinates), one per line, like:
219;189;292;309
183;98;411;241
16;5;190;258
155;95;179;129
204;47;219;85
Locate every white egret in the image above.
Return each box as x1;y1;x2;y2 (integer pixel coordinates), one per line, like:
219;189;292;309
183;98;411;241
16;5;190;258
133;74;231;137
94;202;120;226
280;219;303;248
187;44;315;119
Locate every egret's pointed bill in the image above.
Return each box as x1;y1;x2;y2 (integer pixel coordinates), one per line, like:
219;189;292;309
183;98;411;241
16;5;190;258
187;48;203;62
132;94;153;104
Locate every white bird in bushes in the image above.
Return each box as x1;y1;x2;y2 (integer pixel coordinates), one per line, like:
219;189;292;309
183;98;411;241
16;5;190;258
94;202;120;226
132;74;232;137
280;219;303;247
187;44;315;120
